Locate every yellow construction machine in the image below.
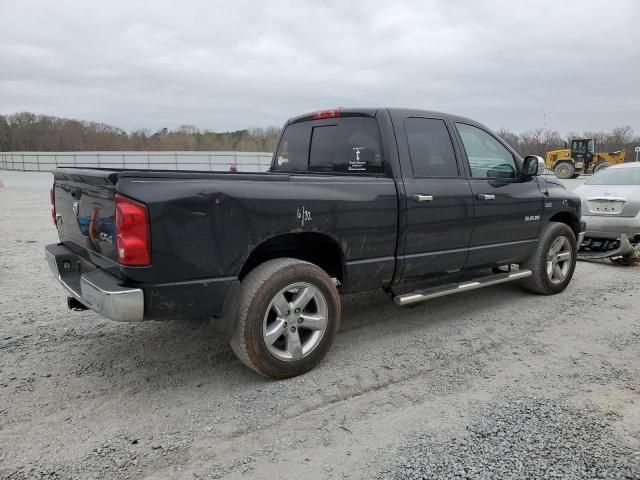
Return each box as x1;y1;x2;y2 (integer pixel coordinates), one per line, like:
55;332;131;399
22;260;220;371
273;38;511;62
545;138;625;179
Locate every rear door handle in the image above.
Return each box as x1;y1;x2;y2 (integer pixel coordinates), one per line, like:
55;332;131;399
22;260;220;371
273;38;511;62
413;194;434;202
476;194;495;201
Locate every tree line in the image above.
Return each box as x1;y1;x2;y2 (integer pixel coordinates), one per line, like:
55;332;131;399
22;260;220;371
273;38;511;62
1;112;638;160
496;125;639;159
0;112;280;152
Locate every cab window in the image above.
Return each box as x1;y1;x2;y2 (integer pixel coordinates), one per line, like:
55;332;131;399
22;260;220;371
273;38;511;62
456;123;517;179
572;140;586;153
405;117;459;178
273;123;310;172
309;117;384;174
273;117;384;174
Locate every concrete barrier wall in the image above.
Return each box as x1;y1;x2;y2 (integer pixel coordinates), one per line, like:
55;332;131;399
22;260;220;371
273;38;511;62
0;151;274;173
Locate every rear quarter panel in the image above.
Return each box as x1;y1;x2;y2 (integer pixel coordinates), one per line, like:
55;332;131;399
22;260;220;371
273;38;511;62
116;173;399;292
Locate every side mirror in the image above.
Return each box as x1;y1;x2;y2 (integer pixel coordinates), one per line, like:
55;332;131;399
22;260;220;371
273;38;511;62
523;155;545;176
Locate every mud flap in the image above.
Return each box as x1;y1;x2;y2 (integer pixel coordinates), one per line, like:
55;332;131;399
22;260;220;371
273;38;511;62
210;280;241;342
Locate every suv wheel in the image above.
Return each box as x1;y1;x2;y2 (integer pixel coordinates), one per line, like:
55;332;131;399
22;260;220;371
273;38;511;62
520;222;577;295
230;258;340;379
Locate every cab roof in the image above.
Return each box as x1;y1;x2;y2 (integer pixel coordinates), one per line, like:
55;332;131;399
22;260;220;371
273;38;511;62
287;107;486;130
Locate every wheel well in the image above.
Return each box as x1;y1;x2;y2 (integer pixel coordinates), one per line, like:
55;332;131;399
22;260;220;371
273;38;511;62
549;212;580;237
238;233;344;282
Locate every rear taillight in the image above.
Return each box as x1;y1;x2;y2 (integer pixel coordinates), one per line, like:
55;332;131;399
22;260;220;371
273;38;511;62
115;194;151;266
50;187;56;226
312;107;341;120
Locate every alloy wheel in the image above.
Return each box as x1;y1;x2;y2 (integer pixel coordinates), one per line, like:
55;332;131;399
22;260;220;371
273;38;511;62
262;282;328;362
547;236;572;285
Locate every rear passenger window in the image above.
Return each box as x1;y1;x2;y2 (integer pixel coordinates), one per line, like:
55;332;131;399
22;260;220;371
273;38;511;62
274;117;384;174
405;118;459;178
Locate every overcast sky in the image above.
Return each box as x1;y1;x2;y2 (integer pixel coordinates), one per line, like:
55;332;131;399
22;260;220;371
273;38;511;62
1;0;638;134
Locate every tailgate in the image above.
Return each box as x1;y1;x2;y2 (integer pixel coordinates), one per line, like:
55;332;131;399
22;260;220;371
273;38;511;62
53;169;120;266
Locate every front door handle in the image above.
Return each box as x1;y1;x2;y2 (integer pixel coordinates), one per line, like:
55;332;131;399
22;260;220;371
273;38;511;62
413;194;434;202
476;194;495;201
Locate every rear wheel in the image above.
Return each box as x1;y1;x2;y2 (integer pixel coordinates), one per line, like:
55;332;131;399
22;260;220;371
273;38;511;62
593;161;612;173
230;258;340;379
554;162;575;179
520;222;577;295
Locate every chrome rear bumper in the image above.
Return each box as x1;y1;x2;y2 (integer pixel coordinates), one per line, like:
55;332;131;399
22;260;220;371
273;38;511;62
45;244;144;322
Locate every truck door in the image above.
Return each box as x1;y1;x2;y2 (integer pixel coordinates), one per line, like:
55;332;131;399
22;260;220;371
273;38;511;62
453;122;544;267
398;117;474;279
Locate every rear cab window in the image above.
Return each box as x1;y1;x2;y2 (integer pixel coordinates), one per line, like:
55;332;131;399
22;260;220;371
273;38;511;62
273;123;310;172
273;117;384;175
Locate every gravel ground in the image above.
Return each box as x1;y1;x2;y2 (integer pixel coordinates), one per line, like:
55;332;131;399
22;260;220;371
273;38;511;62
0;170;639;480
381;397;639;479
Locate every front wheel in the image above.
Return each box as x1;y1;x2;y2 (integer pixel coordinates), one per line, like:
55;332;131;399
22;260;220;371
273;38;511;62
520;222;577;295
554;162;575;179
230;258;340;379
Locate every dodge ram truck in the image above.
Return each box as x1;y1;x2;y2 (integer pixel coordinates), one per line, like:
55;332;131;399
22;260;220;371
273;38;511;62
46;108;585;378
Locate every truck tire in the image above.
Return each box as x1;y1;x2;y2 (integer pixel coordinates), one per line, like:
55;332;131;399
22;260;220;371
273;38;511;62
554;162;575;179
230;258;340;379
519;222;577;295
593;161;612;173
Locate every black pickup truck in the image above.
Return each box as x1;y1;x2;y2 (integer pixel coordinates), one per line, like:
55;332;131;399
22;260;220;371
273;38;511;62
46;108;585;378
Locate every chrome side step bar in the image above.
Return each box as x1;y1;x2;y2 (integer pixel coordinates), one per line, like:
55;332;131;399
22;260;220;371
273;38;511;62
394;270;532;306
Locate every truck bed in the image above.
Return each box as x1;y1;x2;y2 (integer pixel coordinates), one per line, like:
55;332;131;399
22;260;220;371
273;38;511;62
51;166;399;320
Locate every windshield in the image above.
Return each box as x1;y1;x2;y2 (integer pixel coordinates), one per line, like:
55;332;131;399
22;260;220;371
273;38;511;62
572;140;586;153
586;167;640;186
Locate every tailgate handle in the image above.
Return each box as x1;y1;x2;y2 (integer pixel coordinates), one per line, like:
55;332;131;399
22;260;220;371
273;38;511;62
476;194;495;201
413;194;434;202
